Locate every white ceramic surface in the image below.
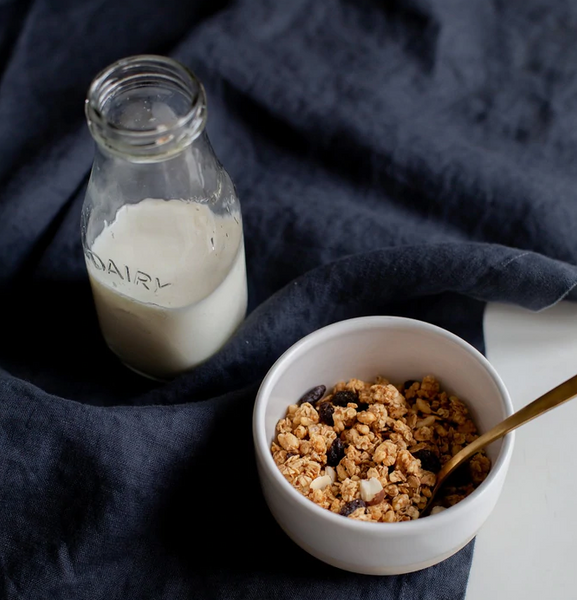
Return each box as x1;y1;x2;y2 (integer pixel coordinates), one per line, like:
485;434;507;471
253;316;515;575
467;301;577;599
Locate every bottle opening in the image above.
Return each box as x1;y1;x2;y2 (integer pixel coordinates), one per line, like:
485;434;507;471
85;55;207;160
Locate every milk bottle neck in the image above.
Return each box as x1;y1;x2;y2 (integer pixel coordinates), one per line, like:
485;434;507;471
85;54;227;206
85;55;208;163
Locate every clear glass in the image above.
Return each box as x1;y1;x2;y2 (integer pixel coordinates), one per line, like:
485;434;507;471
81;55;247;380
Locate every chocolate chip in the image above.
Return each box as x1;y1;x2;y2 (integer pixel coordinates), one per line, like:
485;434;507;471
297;385;326;405
332;390;358;406
340;498;366;517
318;401;334;426
413;449;441;473
326;438;346;466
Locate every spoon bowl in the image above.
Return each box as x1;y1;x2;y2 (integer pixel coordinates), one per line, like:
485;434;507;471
422;372;577;516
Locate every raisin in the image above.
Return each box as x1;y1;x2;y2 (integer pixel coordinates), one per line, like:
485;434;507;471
318;401;335;426
413;449;441;473
332;390;358;406
326;438;346;467
297;385;326;405
340;498;366;517
356;402;369;412
447;462;471;487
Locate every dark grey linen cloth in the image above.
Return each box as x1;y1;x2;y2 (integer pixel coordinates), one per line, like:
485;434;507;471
2;1;577;598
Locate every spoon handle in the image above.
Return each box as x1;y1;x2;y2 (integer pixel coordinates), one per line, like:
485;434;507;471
424;372;577;515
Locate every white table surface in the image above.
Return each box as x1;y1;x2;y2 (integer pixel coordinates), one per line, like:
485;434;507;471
466;301;577;599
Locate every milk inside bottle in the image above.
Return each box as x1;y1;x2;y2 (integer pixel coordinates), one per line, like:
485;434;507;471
85;199;247;379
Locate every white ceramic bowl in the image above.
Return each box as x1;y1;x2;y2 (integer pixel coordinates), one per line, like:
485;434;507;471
253;316;514;575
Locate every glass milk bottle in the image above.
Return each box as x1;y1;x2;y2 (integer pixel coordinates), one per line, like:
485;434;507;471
81;55;248;380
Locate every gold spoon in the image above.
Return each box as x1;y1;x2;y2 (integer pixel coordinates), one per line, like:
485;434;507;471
421;372;577;517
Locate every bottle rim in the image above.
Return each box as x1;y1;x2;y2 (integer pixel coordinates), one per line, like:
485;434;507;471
85;54;207;160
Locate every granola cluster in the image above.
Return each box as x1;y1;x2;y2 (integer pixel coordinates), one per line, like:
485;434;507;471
271;376;491;522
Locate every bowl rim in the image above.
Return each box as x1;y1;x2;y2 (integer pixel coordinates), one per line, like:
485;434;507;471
252;315;515;534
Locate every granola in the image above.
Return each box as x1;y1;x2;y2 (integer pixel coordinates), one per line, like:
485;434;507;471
271;376;491;522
